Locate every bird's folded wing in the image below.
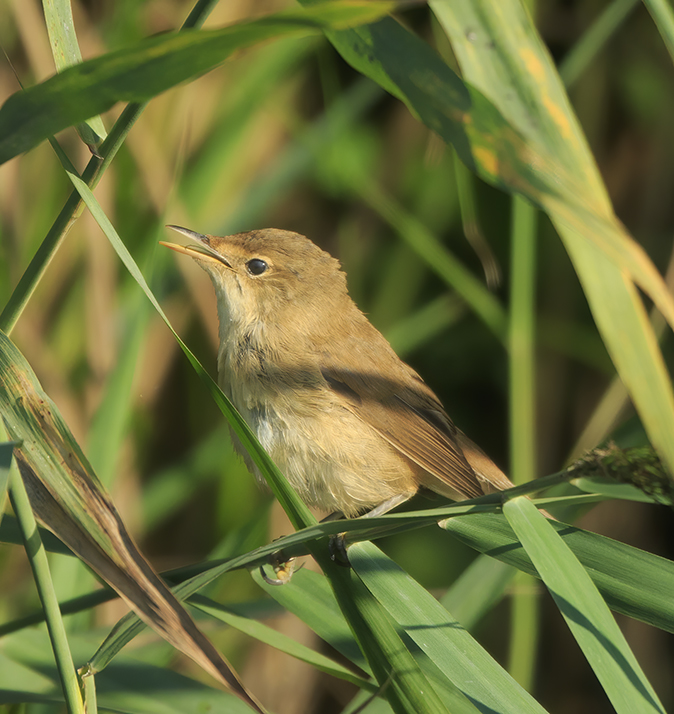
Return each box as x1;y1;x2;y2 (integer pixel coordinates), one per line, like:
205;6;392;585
321;366;484;499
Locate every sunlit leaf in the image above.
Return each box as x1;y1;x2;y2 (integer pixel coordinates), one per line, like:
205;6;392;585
504;497;665;714
0;2;394;164
0;330;264;713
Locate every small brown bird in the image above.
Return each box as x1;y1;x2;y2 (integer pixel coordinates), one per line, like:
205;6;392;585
161;227;515;519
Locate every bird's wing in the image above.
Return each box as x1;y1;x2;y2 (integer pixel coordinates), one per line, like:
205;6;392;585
321;365;488;499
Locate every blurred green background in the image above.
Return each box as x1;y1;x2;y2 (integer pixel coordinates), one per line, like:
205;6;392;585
0;1;673;712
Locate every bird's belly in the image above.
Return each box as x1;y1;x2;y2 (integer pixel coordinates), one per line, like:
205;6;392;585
235;397;418;517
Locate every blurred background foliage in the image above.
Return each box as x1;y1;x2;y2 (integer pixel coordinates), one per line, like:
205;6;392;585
0;0;673;712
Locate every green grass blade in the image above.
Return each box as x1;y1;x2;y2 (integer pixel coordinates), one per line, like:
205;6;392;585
42;0;107;147
503;497;665;714
509;196;537;486
349;541;549;714
306;1;674;476
507;195;539;689
439;555;515;631
643;0;674;64
573;477;669;504
189;594;375;690
559;0;639;88
442;512;674;633
430;0;674;476
0;331;266;712
0;2;394;164
6;457;85;713
0;439;14;525
561;231;674;478
320;561;452;714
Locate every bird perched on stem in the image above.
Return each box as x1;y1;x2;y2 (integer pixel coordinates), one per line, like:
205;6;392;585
161;226;515;521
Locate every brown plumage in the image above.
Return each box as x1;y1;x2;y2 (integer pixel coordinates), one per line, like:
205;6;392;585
162;227;514;518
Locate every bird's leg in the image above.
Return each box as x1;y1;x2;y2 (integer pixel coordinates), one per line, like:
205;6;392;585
329;492;415;565
259;549;299;586
262;494;416;582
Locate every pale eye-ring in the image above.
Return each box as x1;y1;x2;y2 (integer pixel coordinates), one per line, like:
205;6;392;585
246;258;268;276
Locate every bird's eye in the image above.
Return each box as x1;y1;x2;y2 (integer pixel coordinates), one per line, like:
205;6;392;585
246;258;268;276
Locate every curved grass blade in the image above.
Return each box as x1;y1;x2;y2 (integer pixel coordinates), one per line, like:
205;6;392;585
440;555;515;631
189;594;375;691
503;497;665;714
0;1;394;164
573;477;670;505
0;439;15;526
0;333;265;713
643;0;674;64
42;0;107;147
314;552;453;714
349;541;549;714
307;1;674;476
430;0;674;476
442;512;674;633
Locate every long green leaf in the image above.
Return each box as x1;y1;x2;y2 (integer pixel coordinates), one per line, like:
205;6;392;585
643;0;674;64
42;0;107;146
305;1;674;477
253;567;478;714
189;594;374;690
0;439;15;526
349;541;549;714
442;512;674;633
0;2;394;164
430;0;674;475
0;331;265;713
315;551;452;714
503;497;665;714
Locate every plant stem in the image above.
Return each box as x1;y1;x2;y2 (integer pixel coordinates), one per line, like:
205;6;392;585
0;0;218;335
6;454;85;712
507;194;539;690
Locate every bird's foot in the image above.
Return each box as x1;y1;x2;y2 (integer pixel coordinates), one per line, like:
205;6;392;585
328;532;351;566
259;552;298;586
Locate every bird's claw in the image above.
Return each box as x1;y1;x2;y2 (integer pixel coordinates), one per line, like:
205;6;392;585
328;532;351;566
259;553;298;586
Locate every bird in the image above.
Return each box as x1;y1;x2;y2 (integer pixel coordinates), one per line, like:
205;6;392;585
161;226;515;521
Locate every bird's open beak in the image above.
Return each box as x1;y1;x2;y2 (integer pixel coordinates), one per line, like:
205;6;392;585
160;225;232;267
